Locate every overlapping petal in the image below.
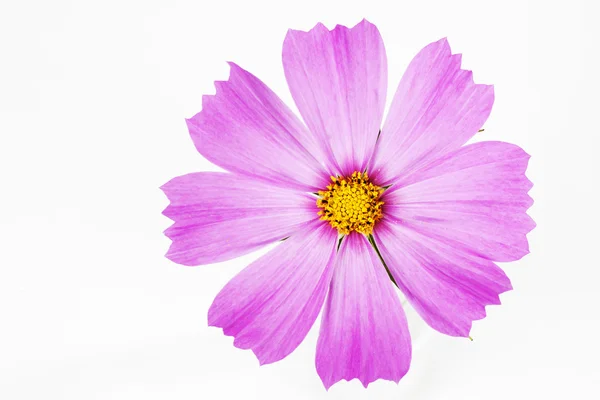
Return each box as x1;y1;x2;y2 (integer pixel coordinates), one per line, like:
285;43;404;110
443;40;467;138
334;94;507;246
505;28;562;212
370;38;494;185
283;19;387;176
316;233;411;389
161;172;316;266
374;220;512;336
372;141;534;336
186;62;328;191
208;221;337;365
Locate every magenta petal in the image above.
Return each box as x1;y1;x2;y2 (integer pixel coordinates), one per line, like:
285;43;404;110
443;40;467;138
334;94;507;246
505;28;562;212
374;220;512;337
383;141;535;262
161;172;316;266
208;221;337;365
369;38;494;184
187;62;328;191
316;233;411;389
372;141;535;337
283;19;387;175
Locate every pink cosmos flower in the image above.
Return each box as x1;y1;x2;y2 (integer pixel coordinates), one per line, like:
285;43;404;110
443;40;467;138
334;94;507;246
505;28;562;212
161;19;535;389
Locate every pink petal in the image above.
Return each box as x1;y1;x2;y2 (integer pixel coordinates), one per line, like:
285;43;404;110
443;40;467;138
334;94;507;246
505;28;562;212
372;141;535;337
161;172;316;266
383;141;535;262
186;62;328;191
208;221;337;365
283;19;387;176
369;38;494;184
374;220;512;337
316;233;411;389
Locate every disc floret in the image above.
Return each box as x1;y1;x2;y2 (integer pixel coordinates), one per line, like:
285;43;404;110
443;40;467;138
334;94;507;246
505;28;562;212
316;172;384;235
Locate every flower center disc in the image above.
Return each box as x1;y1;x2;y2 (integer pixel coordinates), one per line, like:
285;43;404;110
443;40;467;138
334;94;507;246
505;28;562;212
316;172;384;235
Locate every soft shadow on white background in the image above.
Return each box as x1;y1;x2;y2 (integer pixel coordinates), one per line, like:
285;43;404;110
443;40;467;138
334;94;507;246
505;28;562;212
1;0;598;398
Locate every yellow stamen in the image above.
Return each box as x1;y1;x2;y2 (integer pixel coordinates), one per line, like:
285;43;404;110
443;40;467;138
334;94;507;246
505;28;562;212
316;172;384;235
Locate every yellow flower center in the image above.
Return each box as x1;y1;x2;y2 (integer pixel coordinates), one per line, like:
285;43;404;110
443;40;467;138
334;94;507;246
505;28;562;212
316;172;384;235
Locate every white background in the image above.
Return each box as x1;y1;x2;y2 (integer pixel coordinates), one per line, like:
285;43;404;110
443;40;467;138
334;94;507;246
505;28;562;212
1;0;598;398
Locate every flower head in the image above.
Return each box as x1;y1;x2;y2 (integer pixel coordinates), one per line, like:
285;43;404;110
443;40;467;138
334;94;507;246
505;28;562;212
161;19;535;389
